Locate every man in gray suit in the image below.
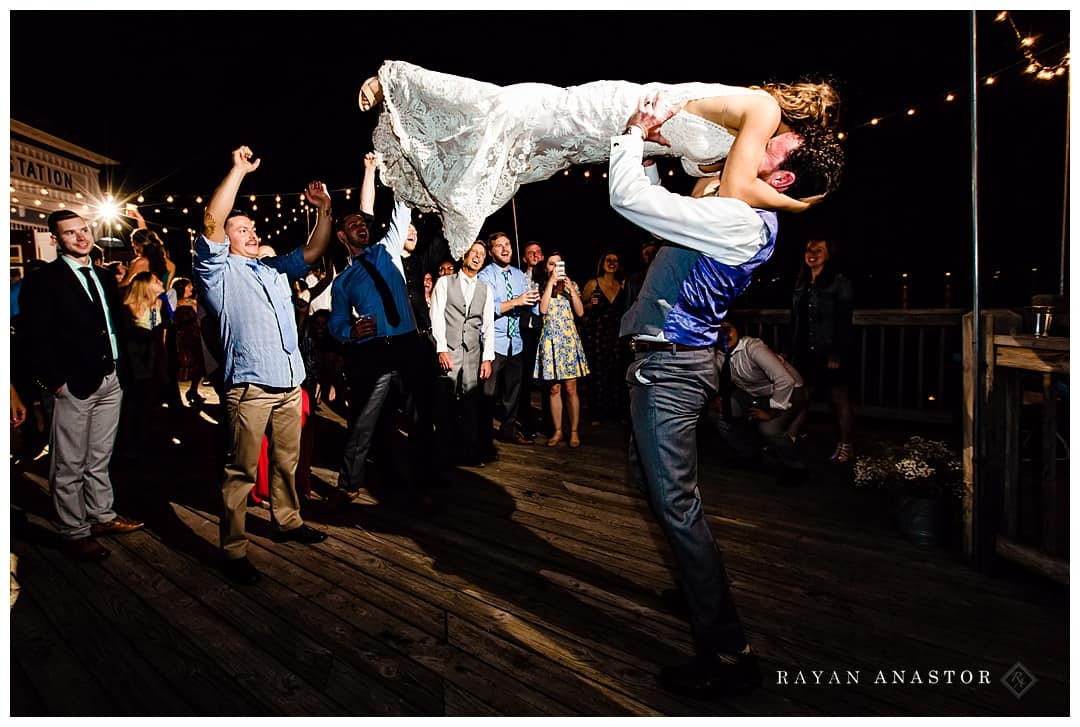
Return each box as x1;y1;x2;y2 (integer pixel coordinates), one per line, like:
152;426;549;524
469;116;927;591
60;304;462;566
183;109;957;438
430;240;495;466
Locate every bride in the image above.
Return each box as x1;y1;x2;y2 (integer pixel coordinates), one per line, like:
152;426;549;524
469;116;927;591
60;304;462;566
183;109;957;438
361;61;839;258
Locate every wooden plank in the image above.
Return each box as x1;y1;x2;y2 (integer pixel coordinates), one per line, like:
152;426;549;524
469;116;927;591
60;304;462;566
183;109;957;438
444;681;500;717
12;538;194;715
993;334;1069;352
9;583;117;716
31;524;272;716
185;505;576;716
319;490;1019;712
995;346;1069;374
109;525;412;716
1000;370;1020;538
98;529;343;716
448;613;661;716
166;505;444;715
8;658;48;716
1040;373;1058;554
996;537;1069;585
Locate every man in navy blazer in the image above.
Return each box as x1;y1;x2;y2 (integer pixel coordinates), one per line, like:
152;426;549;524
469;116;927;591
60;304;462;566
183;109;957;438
20;210;144;562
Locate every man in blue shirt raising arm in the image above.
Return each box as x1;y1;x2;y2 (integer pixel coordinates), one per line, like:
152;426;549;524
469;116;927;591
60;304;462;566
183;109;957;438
194;146;334;586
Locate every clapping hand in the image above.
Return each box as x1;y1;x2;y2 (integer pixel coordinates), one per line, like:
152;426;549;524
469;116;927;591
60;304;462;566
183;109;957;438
231;145;261;174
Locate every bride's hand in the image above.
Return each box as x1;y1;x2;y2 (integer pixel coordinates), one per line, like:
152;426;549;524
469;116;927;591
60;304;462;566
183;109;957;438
797;193;827;208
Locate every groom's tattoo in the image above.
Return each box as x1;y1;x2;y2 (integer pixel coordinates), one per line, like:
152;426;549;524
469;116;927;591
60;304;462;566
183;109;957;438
204;211;217;237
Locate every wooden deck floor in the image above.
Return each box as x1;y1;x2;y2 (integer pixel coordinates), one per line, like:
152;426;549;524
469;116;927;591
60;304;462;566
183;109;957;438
9;391;1068;716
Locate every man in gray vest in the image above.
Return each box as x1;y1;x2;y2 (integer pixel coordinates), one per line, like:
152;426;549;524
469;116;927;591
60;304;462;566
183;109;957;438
430;240;495;466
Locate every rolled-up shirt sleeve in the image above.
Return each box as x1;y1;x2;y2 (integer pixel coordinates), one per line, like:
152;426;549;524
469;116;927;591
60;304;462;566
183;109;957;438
608;134;765;265
746;338;798;410
430;275;450;353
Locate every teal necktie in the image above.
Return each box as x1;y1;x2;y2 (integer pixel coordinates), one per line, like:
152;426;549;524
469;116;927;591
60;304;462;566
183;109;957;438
503;269;517;339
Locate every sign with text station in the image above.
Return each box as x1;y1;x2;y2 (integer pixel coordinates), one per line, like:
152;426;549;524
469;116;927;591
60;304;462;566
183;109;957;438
10;141;100;198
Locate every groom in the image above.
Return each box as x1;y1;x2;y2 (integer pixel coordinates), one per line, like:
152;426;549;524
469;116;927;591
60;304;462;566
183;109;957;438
612;92;843;697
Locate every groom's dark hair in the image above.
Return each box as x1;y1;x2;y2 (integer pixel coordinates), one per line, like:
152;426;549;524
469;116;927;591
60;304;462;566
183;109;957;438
779;126;844;200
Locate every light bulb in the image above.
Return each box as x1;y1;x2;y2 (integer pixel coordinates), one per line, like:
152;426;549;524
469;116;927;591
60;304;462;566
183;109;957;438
870;118;880;126
166;195;174;203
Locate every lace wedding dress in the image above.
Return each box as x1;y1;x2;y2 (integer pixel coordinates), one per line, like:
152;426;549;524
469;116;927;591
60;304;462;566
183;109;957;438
371;60;769;258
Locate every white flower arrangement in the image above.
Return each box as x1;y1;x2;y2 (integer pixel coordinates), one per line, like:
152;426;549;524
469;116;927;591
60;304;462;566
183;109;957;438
854;436;963;499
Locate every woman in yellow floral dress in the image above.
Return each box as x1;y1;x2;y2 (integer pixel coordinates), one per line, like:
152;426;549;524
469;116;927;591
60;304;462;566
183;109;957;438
534;252;590;448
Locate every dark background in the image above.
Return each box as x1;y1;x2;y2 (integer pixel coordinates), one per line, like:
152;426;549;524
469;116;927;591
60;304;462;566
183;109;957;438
10;10;1070;308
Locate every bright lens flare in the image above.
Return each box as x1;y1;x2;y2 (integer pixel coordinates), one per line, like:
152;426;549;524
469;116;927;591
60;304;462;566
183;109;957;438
99;201;121;221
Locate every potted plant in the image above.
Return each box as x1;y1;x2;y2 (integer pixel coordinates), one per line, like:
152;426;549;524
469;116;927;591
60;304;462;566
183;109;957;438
853;436;964;545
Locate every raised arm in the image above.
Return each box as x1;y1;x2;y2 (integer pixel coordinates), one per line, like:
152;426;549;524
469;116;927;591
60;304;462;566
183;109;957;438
300;181;333;266
359;151;377;217
715;96;809;213
204;146;261;243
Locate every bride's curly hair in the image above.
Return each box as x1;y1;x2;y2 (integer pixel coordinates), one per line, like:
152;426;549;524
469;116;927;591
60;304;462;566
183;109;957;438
754;81;840;130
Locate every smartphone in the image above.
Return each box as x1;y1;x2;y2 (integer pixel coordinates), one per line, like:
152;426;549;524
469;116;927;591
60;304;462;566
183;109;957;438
555;261;566;278
124;203;138;218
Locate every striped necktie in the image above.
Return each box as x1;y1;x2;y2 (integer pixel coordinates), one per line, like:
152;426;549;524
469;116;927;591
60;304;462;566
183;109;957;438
503;269;517;339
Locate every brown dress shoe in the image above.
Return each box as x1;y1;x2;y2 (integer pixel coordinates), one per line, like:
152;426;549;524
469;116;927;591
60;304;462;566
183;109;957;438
90;516;145;536
62;537;110;562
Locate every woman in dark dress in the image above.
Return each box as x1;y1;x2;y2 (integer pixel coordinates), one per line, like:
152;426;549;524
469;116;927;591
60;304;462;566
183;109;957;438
580;250;627;425
789;238;855;463
171;277;205;405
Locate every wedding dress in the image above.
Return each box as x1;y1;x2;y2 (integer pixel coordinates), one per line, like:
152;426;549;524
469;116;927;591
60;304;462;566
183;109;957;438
371;60;769;258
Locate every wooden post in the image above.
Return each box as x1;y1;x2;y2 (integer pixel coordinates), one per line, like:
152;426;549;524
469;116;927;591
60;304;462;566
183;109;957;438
1041;373;1059;554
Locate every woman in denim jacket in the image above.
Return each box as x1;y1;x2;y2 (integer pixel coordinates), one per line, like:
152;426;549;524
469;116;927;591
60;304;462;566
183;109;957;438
789;239;855;463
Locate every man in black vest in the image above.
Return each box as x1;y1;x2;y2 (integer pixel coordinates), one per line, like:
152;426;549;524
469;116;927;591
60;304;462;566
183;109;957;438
21;210;144;562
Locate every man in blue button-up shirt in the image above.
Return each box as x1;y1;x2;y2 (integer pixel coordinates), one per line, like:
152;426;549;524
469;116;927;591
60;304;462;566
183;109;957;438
194;146;334;585
328;185;439;506
477;232;540;446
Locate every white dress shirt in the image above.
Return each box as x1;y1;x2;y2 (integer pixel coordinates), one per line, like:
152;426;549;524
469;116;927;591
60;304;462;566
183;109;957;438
722;336;803;411
430;272;495;362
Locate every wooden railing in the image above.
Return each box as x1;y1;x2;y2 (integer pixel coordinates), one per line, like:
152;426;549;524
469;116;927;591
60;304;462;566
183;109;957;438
728;308;968;424
962;310;1069;582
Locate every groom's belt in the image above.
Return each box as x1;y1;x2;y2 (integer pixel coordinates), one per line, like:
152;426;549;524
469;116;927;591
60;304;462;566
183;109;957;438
628;338;712;354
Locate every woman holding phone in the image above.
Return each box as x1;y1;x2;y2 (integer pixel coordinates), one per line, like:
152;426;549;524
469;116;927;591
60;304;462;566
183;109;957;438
533;252;589;447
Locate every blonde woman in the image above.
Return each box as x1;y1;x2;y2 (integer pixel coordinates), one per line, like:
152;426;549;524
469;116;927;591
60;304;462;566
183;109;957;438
360;61;840;256
533;252;589;448
119;272;165;458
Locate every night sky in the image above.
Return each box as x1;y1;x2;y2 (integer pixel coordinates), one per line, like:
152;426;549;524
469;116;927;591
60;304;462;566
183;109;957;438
10;10;1070;308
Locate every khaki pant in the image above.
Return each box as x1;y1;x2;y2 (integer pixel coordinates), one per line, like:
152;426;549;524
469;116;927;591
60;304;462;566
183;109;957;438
222;384;303;559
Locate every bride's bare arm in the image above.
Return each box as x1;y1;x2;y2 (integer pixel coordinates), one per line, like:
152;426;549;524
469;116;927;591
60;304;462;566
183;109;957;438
712;95;810;213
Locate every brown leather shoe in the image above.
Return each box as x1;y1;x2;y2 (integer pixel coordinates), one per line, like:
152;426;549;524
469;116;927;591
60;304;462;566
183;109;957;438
90;516;145;536
510;431;534;445
62;537;110;562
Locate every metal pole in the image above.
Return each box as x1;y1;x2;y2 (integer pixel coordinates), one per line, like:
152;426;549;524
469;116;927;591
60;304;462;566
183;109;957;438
969;10;984;567
1060;70;1070;297
511;196;521;264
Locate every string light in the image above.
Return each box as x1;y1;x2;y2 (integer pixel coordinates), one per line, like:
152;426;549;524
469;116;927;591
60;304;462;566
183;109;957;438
40;188;48;195
997;11;1069;81
195;196;203;204
134;194;141;202
906;108;916;116
75;192;84;199
945;93;955;101
985;76;996;85
182;208;189;214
